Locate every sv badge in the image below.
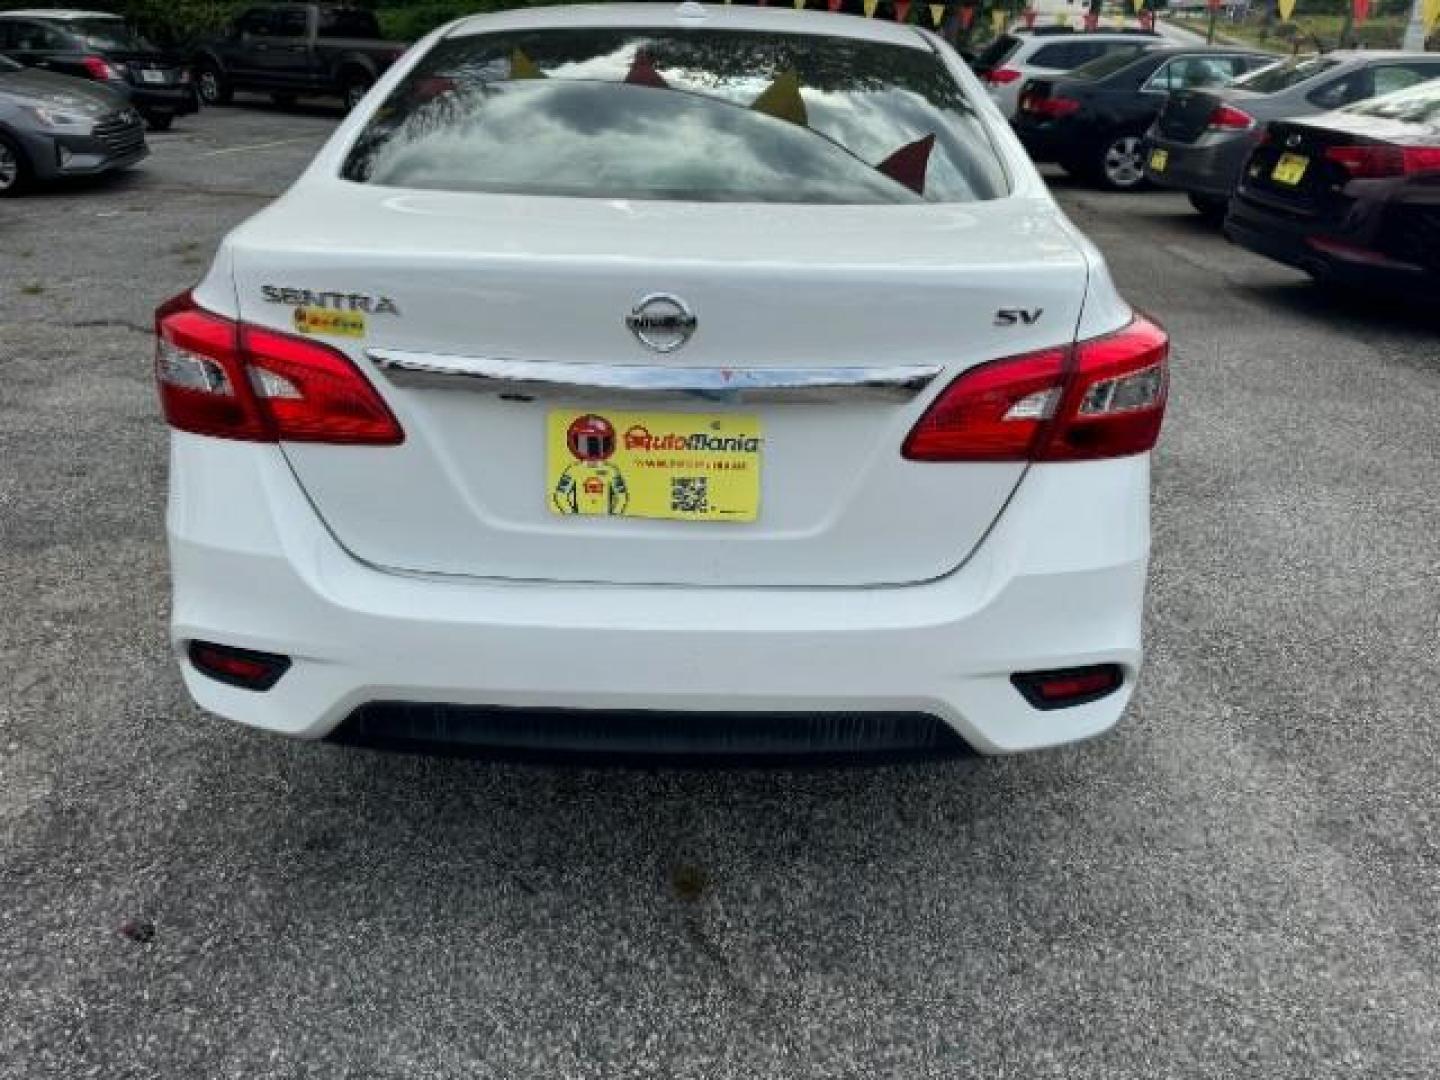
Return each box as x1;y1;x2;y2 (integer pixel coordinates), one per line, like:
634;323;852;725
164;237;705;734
995;308;1044;327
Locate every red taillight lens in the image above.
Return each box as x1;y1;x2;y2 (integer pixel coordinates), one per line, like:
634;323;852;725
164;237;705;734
188;641;291;691
1206;104;1255;132
1024;95;1081;119
1324;144;1440;179
983;67;1023;86
154;292;404;445
1011;664;1124;710
902;316;1169;463
82;55;118;80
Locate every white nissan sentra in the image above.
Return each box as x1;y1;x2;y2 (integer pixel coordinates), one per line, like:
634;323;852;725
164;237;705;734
155;2;1168;758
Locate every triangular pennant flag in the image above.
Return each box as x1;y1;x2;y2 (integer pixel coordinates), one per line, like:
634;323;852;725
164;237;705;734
1352;0;1368;22
625;51;667;89
930;3;945;25
795;0;807;8
509;48;543;80
1131;0;1143;12
1276;0;1295;18
751;69;808;126
1426;0;1440;30
1084;11;1099;29
877;133;935;195
961;4;977;28
991;7;1006;32
830;0;844;8
1022;7;1037;27
1056;11;1070;25
894;0;912;20
863;0;879;15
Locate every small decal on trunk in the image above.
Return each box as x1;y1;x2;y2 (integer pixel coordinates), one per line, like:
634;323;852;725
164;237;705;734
293;306;366;338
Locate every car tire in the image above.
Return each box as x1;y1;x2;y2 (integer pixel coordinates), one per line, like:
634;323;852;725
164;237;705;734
1187;193;1229;223
0;133;30;197
146;112;174;132
197;64;232;106
341;70;373;112
1093;133;1150;192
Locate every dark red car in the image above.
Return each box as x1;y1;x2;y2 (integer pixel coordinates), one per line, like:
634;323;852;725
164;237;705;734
1225;77;1440;297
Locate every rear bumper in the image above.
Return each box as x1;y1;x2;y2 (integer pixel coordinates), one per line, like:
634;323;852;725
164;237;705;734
167;434;1150;757
125;84;200;116
1144;132;1255;199
1225;195;1437;297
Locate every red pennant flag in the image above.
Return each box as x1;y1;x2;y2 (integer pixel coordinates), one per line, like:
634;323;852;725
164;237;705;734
829;0;843;8
625;51;668;89
1353;0;1370;22
961;5;977;28
1083;10;1099;28
1022;7;1037;27
894;0;912;19
877;133;935;195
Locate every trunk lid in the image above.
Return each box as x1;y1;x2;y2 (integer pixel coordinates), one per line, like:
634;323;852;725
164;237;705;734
1158;88;1253;144
228;185;1092;587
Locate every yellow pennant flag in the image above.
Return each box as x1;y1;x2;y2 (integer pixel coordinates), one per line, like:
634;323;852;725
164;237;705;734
795;0;807;8
1425;0;1439;29
1131;0;1144;11
509;48;543;80
1056;11;1070;25
863;0;880;14
930;3;945;25
1276;0;1296;18
991;7;1006;31
751;69;808;126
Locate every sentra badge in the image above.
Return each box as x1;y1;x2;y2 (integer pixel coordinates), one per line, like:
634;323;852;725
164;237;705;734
262;286;400;316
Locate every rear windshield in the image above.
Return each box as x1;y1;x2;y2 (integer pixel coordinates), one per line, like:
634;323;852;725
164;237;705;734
66;18;152;51
1233;56;1338;94
342;27;1009;204
974;33;1022;72
1344;76;1440;126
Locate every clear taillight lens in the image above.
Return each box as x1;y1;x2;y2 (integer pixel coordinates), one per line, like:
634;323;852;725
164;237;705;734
154;292;404;445
902;316;1169;463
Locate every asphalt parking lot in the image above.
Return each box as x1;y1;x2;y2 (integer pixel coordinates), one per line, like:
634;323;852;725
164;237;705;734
3;103;1440;1079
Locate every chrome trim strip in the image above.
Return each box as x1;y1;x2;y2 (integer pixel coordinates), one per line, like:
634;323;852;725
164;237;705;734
368;350;941;404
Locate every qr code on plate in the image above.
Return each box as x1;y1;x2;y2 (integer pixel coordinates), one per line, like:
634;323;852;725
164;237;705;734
670;476;709;514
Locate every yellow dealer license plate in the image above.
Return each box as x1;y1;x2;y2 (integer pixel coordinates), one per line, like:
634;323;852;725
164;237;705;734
547;410;761;523
1272;153;1309;186
1148;148;1168;173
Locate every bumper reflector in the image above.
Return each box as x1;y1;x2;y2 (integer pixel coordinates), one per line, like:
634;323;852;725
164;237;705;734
1011;664;1124;711
188;641;291;691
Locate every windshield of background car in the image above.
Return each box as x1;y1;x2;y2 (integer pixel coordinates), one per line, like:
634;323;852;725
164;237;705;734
0;54;20;73
67;18;154;50
974;33;1022;70
1067;47;1151;81
1343;75;1440;126
342;27;1010;204
1233;56;1338;94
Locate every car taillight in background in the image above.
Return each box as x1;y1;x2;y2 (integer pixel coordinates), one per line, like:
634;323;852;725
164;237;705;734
902;316;1169;462
1205;104;1255;132
154;292;404;445
1022;95;1081;119
982;67;1023;87
1323;144;1440;179
81;55;123;81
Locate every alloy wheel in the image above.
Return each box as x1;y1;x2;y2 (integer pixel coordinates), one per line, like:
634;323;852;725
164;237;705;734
1103;136;1146;190
198;70;221;105
0;142;19;193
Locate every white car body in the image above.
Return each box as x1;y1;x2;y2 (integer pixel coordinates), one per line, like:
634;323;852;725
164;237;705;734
980;30;1162;119
159;3;1166;757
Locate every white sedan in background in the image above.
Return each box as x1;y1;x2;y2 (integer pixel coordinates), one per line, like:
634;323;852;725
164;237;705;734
155;1;1168;759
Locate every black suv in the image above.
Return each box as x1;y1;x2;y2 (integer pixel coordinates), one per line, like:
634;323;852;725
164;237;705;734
0;10;197;130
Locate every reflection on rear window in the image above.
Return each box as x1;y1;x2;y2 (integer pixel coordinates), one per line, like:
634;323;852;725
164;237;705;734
1344;76;1440;125
342;27;1009;204
1233;56;1338;94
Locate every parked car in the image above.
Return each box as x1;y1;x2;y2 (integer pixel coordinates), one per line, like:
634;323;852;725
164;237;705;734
0;9;197;131
0;51;146;195
972;26;1163;120
1014;46;1273;189
1225;77;1440;298
155;5;1168;759
1144;51;1440;219
193;3;409;112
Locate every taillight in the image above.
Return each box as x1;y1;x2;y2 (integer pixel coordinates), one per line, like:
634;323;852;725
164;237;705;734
1324;144;1440;179
1025;96;1081;119
983;67;1023;86
1205;104;1255;132
154;292;404;445
82;55;119;80
902;316;1169;463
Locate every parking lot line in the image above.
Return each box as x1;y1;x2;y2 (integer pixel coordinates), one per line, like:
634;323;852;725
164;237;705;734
200;137;316;158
